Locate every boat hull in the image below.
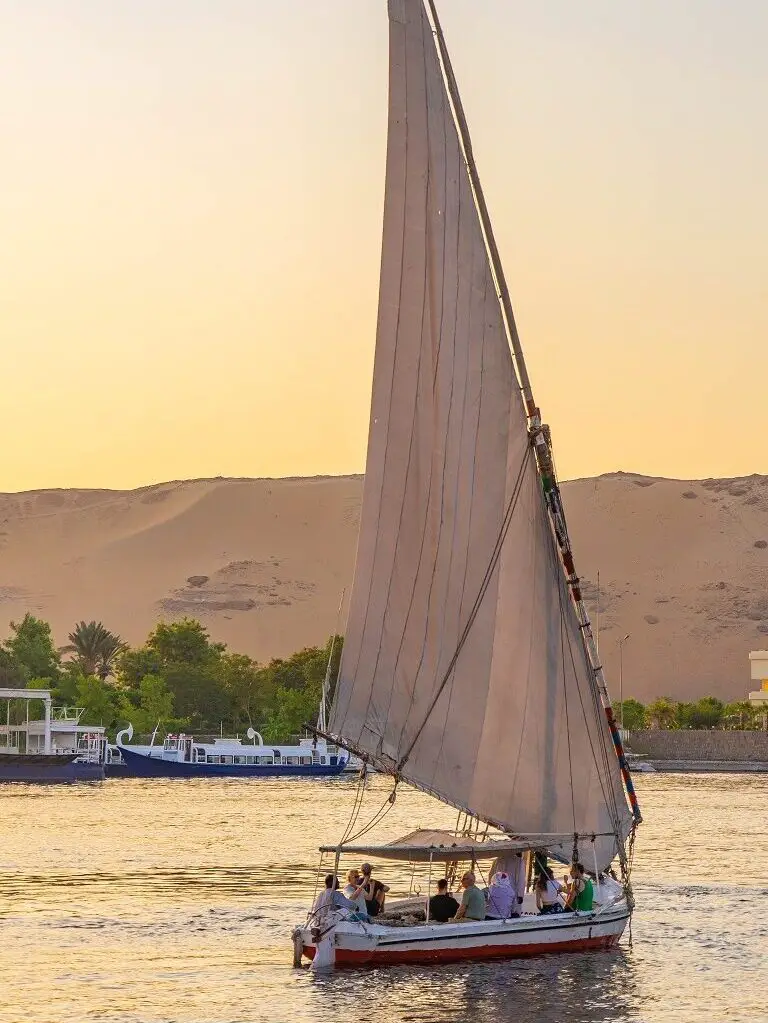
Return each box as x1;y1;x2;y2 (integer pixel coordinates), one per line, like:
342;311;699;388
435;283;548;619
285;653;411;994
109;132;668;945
0;753;104;784
117;745;348;779
299;907;629;967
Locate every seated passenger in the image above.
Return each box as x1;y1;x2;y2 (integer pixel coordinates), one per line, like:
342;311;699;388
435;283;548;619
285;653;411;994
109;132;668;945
428;878;459;923
454;871;485;922
343;869;371;918
312;874;360;925
564;862;594;912
485;871;516;920
535;868;564;914
360;862;390;918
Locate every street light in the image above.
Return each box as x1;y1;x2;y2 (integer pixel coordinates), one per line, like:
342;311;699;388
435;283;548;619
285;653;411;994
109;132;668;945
619;634;630;732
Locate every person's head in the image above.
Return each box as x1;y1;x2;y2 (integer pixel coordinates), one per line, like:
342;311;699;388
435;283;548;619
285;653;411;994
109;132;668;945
361;862;372;877
570;862;585;879
436;878;448;893
461;871;476;888
545;867;554;880
346;869;359;885
324;873;339;890
535;873;548;891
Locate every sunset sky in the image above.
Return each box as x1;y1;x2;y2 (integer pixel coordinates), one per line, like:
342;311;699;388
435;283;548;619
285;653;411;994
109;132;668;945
3;0;766;492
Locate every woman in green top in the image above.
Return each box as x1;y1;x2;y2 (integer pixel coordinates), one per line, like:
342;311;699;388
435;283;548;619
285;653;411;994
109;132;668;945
564;862;594;912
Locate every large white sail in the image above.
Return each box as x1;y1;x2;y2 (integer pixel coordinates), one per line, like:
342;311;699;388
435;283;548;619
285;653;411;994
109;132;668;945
331;0;632;869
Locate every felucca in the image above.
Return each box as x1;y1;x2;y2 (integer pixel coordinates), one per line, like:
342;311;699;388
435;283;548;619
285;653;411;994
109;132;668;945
292;0;641;968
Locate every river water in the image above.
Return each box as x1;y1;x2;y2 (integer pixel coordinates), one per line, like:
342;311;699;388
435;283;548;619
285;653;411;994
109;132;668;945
0;772;765;1023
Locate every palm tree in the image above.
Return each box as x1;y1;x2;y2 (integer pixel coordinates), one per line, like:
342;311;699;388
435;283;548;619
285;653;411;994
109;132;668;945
65;621;126;680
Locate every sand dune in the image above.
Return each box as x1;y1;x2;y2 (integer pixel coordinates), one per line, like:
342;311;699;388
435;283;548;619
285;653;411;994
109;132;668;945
2;472;767;703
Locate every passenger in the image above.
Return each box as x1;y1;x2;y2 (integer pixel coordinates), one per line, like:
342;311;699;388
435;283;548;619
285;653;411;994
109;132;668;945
428;878;459;923
343;869;370;917
453;871;485;922
485;871;516;920
535;868;564;914
564;862;594;912
312;873;360;925
360;862;390;918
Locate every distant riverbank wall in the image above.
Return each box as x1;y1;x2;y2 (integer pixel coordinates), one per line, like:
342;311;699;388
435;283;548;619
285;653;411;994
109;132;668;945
628;729;768;768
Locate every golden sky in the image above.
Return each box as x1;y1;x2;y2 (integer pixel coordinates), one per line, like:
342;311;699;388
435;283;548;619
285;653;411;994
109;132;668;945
3;0;766;492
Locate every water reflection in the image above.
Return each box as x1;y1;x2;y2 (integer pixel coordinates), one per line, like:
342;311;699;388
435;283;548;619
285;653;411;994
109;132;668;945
304;951;640;1023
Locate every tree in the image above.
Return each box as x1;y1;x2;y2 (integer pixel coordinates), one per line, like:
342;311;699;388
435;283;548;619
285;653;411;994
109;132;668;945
4;614;60;683
217;653;273;729
262;686;319;743
117;674;183;736
615;698;646;731
723;701;760;730
73;673;120;727
65;621;125;680
117;619;229;729
646;697;678;730
0;647;27;688
676;696;724;730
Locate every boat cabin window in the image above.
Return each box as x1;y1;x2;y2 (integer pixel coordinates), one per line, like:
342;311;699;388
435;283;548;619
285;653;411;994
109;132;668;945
246;756;255;765
221;755;234;764
320;756;326;764
234;756;245;765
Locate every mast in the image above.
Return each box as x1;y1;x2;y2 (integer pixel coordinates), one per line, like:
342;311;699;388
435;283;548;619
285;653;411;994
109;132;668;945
318;589;345;734
424;0;641;826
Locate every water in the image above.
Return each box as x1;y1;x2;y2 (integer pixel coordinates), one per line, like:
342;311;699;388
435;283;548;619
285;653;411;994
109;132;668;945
0;773;766;1023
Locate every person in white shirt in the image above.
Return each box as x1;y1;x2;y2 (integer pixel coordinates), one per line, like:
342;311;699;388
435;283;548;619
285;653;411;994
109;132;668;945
535;868;564;914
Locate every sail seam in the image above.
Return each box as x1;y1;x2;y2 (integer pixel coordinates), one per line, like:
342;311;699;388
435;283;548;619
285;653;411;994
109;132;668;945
338;12;420;743
381;3;454;755
396;441;531;772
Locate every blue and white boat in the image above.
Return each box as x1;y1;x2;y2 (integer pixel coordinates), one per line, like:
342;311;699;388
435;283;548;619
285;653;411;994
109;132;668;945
115;725;349;778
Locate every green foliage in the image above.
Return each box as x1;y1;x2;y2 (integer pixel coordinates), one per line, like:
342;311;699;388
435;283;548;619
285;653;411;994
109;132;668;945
65;621;125;680
0;647;28;688
646;697;679;730
2;609;344;743
3;614;60;683
615;698;646;731
676;696;724;729
261;686;320;743
217;653;273;728
73;673;120;727
722;701;762;730
116;674;185;735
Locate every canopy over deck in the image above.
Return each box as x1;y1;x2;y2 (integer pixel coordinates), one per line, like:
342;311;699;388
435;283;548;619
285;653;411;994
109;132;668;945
320;828;613;863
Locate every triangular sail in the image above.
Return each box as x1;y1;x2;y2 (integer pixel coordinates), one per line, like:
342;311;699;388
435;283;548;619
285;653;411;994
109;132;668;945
331;0;632;870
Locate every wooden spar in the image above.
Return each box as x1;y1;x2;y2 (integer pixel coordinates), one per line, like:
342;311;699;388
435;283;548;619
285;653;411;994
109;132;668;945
423;0;641;827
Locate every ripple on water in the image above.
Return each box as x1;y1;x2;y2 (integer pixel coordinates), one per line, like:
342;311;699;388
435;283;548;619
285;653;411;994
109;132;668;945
0;773;766;1023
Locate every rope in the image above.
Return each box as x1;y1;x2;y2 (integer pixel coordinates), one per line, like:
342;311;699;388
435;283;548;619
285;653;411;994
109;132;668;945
342;783;398;845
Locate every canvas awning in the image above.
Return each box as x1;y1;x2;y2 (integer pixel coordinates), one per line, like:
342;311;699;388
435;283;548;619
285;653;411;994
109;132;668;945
319;828;609;863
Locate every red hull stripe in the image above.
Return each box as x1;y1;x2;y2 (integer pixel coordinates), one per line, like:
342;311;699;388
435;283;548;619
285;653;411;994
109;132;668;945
304;932;620;966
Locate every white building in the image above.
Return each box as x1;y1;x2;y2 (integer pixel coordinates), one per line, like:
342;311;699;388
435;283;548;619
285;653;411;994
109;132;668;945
748;651;768;708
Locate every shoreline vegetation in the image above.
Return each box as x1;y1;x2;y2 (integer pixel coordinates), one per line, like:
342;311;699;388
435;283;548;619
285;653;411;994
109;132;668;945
0;613;341;742
0;613;765;738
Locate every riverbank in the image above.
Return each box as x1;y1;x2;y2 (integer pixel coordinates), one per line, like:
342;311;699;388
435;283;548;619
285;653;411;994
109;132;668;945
647;759;768;773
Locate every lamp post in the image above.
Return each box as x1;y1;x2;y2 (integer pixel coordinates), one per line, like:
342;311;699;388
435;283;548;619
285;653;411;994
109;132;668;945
619;634;630;732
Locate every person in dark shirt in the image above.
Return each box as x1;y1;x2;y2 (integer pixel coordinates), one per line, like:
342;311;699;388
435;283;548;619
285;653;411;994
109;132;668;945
360;862;390;917
428;878;460;923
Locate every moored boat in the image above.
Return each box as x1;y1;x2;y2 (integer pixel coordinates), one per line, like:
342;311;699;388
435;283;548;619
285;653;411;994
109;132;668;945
292;0;641;969
0;689;106;783
115;724;349;778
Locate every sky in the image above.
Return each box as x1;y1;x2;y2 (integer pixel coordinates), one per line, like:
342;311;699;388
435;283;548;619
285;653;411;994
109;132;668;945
2;0;767;492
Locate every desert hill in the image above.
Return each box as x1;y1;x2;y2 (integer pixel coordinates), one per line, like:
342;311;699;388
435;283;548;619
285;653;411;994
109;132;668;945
2;472;767;704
